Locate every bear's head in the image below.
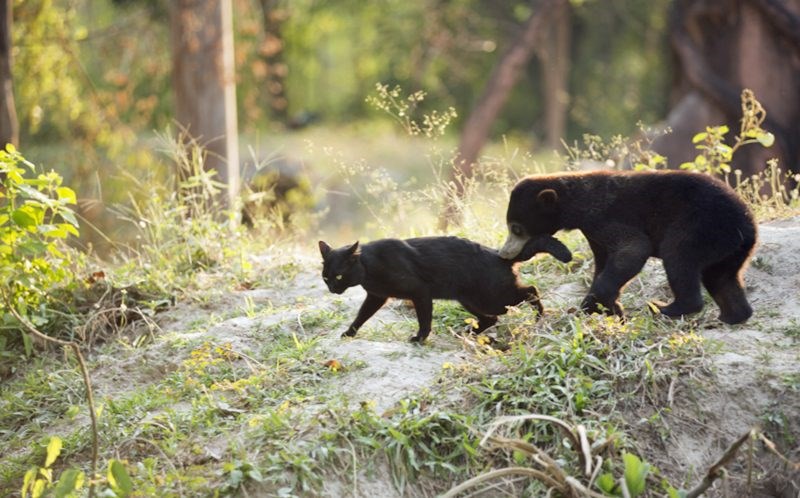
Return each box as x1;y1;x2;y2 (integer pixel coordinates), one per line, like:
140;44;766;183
499;179;561;259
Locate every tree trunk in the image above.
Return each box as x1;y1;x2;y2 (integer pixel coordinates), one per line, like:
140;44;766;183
537;0;571;151
652;0;800;178
257;0;289;124
169;0;239;209
0;0;18;148
453;0;560;186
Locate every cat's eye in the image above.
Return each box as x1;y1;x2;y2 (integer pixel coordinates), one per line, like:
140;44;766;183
335;275;343;281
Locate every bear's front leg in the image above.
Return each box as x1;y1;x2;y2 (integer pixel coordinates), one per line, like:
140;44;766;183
582;236;650;318
342;293;387;338
580;294;623;316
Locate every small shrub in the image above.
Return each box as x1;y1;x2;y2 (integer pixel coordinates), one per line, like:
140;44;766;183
0;145;79;351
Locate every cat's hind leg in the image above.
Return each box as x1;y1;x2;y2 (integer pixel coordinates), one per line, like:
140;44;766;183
520;286;544;317
460;302;498;334
409;295;434;343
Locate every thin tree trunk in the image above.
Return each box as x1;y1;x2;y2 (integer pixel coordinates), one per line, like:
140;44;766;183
452;0;559;185
540;0;570;151
0;0;18;148
258;0;289;124
169;0;239;209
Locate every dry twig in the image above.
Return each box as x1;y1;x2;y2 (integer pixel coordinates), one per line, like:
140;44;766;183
4;297;99;498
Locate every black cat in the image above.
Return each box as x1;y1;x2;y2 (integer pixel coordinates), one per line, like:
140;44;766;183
318;235;571;343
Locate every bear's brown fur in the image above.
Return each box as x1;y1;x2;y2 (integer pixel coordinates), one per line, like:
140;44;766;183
499;170;757;324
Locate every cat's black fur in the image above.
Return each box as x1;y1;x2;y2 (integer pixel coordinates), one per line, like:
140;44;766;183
319;235;572;343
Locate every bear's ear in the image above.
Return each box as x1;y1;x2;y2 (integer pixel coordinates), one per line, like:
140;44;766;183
345;241;360;257
319;241;332;258
536;189;558;207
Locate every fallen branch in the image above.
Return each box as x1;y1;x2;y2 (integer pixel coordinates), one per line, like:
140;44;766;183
685;428;755;498
4;296;99;498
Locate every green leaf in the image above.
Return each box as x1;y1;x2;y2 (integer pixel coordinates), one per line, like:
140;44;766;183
53;469;84;497
6;143;16;153
665;485;686;498
59;210;79;228
31;479;46;498
757;132;775;147
56;187;77;204
12;208;37;228
45;436;63;467
716;124;730;135
387;428;409;445
691;132;707;143
60;223;79;237
109;459;133;496
596;473;617;494
623;453;650;497
22;332;33;357
22;467;37;498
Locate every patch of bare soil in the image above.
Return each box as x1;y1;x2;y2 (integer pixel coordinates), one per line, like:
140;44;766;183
632;219;800;497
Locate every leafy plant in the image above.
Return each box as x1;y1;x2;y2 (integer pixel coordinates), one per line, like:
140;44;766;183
678;89;774;176
0;144;79;348
21;436;84;498
366;83;457;139
596;452;651;497
111;133;252;296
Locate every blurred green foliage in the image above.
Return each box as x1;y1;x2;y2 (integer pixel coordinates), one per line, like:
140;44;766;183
12;0;673;143
8;0;674;246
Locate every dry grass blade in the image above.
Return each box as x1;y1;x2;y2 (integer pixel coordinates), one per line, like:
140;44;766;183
577;424;593;477
758;433;800;471
448;421;609;498
480;413;580;450
439;467;562;498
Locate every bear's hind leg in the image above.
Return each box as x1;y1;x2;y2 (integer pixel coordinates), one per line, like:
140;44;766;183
702;257;752;325
658;257;704;318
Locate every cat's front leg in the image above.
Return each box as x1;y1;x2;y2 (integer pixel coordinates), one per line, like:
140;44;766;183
409;297;433;343
342;293;387;338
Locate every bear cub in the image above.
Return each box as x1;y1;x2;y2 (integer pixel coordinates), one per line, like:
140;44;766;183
499;170;756;324
319;235;572;343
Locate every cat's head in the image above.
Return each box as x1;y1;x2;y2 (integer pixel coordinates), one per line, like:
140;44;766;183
318;240;364;294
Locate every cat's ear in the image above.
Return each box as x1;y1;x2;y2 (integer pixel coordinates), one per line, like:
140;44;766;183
346;241;360;257
318;241;332;258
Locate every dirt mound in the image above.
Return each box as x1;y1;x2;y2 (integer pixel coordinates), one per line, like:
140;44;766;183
633;218;800;495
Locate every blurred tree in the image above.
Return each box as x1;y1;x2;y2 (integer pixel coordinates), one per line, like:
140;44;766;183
652;0;800;177
0;0;17;147
535;0;570;150
257;0;289;124
169;0;240;208
453;0;561;188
